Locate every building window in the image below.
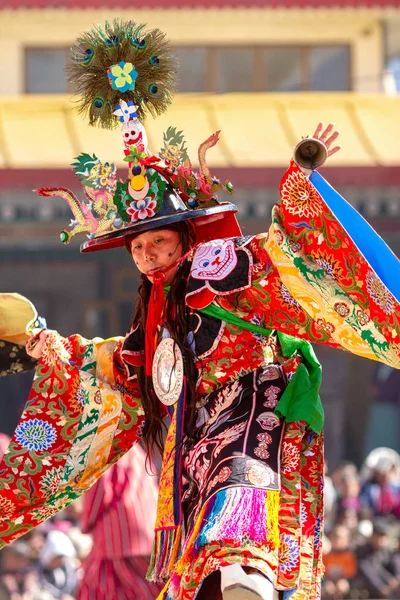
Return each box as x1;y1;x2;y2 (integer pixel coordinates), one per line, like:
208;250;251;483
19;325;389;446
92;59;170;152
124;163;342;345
309;46;350;91
263;47;303;91
25;48;71;94
25;44;350;94
175;45;351;93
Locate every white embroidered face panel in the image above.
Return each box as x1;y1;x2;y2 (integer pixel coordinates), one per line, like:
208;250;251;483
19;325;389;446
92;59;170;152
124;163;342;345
191;239;238;281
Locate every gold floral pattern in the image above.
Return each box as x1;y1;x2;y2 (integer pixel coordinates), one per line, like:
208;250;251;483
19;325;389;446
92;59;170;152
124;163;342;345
281;170;325;219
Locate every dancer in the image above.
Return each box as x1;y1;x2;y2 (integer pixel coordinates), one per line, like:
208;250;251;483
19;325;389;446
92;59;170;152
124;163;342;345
0;19;399;600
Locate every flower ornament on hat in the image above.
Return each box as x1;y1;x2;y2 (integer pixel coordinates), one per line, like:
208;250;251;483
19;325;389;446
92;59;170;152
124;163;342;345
35;19;241;252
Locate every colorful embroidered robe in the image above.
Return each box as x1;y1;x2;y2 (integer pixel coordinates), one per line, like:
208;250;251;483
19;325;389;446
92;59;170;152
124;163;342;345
0;164;398;600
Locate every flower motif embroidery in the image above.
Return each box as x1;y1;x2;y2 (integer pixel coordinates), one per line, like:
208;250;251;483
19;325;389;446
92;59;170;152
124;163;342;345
334;302;351;318
272;279;301;312
263;385;281;409
315;318;335;336
31;499;69;522
356;309;370;327
0;496;15;522
281;170;325;219
281;441;299;474
311;249;343;280
279;533;300;574
107;61;138;92
15;419;57;452
41;332;72;367
254;432;272;460
127;196;157;222
366;271;394;314
40;467;65;499
206;466;232;494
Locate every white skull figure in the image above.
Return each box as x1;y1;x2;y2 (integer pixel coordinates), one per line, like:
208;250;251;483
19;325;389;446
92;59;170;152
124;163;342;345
121;119;148;152
256;412;281;431
191;239;238;281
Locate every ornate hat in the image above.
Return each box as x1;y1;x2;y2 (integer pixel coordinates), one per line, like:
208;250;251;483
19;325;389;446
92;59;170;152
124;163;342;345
36;20;240;252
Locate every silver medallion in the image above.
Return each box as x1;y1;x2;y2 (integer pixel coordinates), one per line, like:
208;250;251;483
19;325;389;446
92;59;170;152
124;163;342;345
152;338;184;406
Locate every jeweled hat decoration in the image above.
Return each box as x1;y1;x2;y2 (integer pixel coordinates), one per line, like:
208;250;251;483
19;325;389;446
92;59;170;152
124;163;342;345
35;19;240;252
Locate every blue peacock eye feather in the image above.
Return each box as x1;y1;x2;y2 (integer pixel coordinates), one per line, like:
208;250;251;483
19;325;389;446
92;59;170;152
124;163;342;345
132;37;147;49
105;35;120;46
93;97;104;109
82;47;94;65
148;84;158;95
149;54;160;65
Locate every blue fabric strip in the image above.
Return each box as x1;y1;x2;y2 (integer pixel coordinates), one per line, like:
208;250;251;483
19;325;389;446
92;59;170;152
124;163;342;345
310;171;400;302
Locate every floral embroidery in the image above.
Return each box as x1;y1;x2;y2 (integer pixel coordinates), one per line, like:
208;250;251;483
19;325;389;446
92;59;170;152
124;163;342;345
280;170;325;219
40;467;65;499
254;432;272;460
315;318;335;336
206;466;232;494
41;332;71;366
356;309;370;327
311;249;343;280
272;279;301;312
279;533;300;574
366;271;394;314
334;302;351;318
126;196;157;222
281;441;299;474
0;497;15;522
263;385;281;409
15;419;57;452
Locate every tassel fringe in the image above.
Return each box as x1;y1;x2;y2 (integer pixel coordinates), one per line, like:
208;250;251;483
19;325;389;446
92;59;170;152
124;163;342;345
147;525;182;583
266;489;280;550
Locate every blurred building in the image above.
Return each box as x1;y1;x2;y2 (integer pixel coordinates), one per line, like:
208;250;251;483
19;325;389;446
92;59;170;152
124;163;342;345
0;0;399;466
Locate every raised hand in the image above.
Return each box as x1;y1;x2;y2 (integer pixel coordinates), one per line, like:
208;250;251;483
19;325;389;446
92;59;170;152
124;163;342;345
312;122;341;158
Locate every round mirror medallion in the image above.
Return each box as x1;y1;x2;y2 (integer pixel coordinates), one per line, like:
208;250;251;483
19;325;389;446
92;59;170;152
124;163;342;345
152;338;184;405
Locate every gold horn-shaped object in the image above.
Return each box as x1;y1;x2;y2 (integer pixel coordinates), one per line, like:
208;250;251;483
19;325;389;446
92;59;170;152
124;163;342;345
293;137;328;170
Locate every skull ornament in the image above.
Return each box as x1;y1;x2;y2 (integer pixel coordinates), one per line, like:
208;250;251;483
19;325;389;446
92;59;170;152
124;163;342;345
256;412;281;431
122;120;148;151
191;239;238;281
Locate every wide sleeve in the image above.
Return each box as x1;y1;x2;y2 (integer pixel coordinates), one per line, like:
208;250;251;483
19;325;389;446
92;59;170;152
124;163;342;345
263;161;399;368
0;330;145;549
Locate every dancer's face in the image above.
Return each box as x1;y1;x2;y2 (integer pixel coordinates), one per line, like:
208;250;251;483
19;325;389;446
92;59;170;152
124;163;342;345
130;228;183;285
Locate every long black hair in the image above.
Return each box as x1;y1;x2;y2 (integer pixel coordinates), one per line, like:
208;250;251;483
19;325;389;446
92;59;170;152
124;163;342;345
125;222;198;457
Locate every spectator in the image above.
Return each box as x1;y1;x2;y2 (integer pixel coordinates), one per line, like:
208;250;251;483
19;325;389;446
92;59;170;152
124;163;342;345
336;471;361;513
38;530;78;600
0;541;47;600
360;447;400;518
77;444;162;600
322;524;358;599
356;519;400;599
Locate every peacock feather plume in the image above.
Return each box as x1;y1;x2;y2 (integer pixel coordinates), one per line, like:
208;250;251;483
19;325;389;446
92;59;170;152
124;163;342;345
68;19;178;129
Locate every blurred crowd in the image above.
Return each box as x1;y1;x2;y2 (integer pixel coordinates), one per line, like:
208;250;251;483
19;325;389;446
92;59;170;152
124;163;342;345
323;447;400;600
0;429;399;600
